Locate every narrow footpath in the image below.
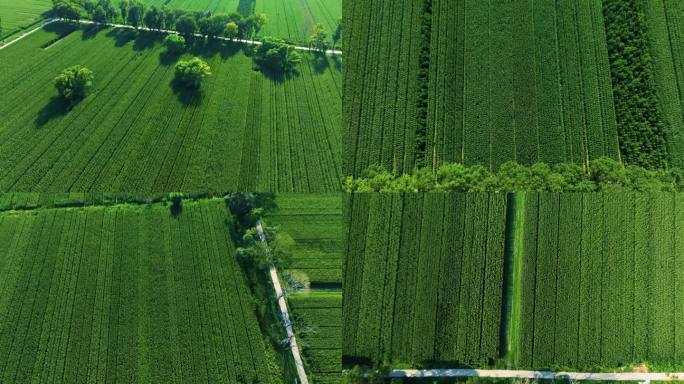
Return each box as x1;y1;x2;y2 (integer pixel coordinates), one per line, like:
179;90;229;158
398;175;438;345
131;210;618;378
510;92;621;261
256;220;309;384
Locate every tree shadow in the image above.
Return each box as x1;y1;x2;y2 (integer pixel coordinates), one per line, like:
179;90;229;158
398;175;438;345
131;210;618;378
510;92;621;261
310;51;330;74
171;78;202;106
331;54;342;72
159;50;182;66
133;30;163;51
253;64;297;84
82;24;102;40
43;21;77;35
106;28;136;47
170;202;182;217
35;97;70;128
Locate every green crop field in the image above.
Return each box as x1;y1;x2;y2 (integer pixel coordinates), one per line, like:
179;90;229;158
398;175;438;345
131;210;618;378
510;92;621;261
0;0;51;39
266;194;342;383
0;24;341;192
516;193;684;371
643;0;684;167
343;192;684;372
343;193;508;367
266;194;343;285
0;198;286;383
344;0;621;176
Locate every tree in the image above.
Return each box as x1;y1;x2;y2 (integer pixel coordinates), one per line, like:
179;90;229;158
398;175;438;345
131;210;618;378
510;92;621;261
118;0;129;22
54;65;94;106
309;23;329;51
225;22;239;40
97;0;117;22
252;13;267;37
174;57;211;89
92;5;107;23
83;0;96;14
126;0;145;28
164;34;185;54
143;6;162;30
197;17;210;37
332;19;341;49
202;14;231;38
53;1;82;21
175;14;197;38
168;192;183;216
255;38;302;75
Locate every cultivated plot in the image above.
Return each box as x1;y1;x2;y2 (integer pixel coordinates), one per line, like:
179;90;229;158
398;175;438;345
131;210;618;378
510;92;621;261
343;192;684;372
344;0;621;176
0;199;286;383
265;194;343;383
516;193;684;371
643;0;684;167
0;0;51;39
0;24;341;192
343;193;508;367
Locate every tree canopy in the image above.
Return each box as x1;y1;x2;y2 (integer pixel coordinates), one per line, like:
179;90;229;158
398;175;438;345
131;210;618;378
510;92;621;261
174;57;211;89
345;158;684;193
255;38;302;75
54;65;94;106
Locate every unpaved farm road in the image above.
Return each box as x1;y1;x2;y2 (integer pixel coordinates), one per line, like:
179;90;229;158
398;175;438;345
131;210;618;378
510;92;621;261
1;18;343;56
389;369;684;381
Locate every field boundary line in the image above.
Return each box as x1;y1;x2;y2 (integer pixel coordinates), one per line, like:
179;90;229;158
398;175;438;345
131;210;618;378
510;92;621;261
0;19;59;50
388;369;684;381
256;220;309;384
66;19;343;56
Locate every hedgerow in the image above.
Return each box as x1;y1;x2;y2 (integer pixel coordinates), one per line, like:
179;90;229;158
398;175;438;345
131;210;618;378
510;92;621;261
345;158;684;193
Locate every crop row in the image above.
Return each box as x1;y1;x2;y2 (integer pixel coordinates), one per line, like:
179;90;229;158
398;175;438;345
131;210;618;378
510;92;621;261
641;0;684;167
0;25;341;192
343;0;423;176
0;200;282;383
343;193;508;366
517;193;684;370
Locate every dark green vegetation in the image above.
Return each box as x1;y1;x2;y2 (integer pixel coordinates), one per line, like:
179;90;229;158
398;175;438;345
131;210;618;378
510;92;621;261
343;193;508;367
266;194;343;383
0;198;287;383
516;193;684;371
345;0;684;180
345;0;620;176
54;64;94;106
642;0;684;168
344;158;684;193
344;193;684;372
0;24;341;192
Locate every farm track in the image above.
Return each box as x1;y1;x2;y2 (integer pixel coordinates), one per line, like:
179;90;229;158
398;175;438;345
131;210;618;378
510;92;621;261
67;19;343;56
255;221;309;384
388;369;684;381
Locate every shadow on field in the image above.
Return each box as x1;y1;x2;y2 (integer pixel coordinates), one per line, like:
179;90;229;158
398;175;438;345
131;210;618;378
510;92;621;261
171;78;202;106
133;31;164;51
311;52;330;74
82;24;103;40
331;54;342;72
35;97;70;128
106;28;136;47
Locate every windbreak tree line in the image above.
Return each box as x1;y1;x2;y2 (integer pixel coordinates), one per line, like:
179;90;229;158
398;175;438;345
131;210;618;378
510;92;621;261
52;0;265;42
345;157;684;193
